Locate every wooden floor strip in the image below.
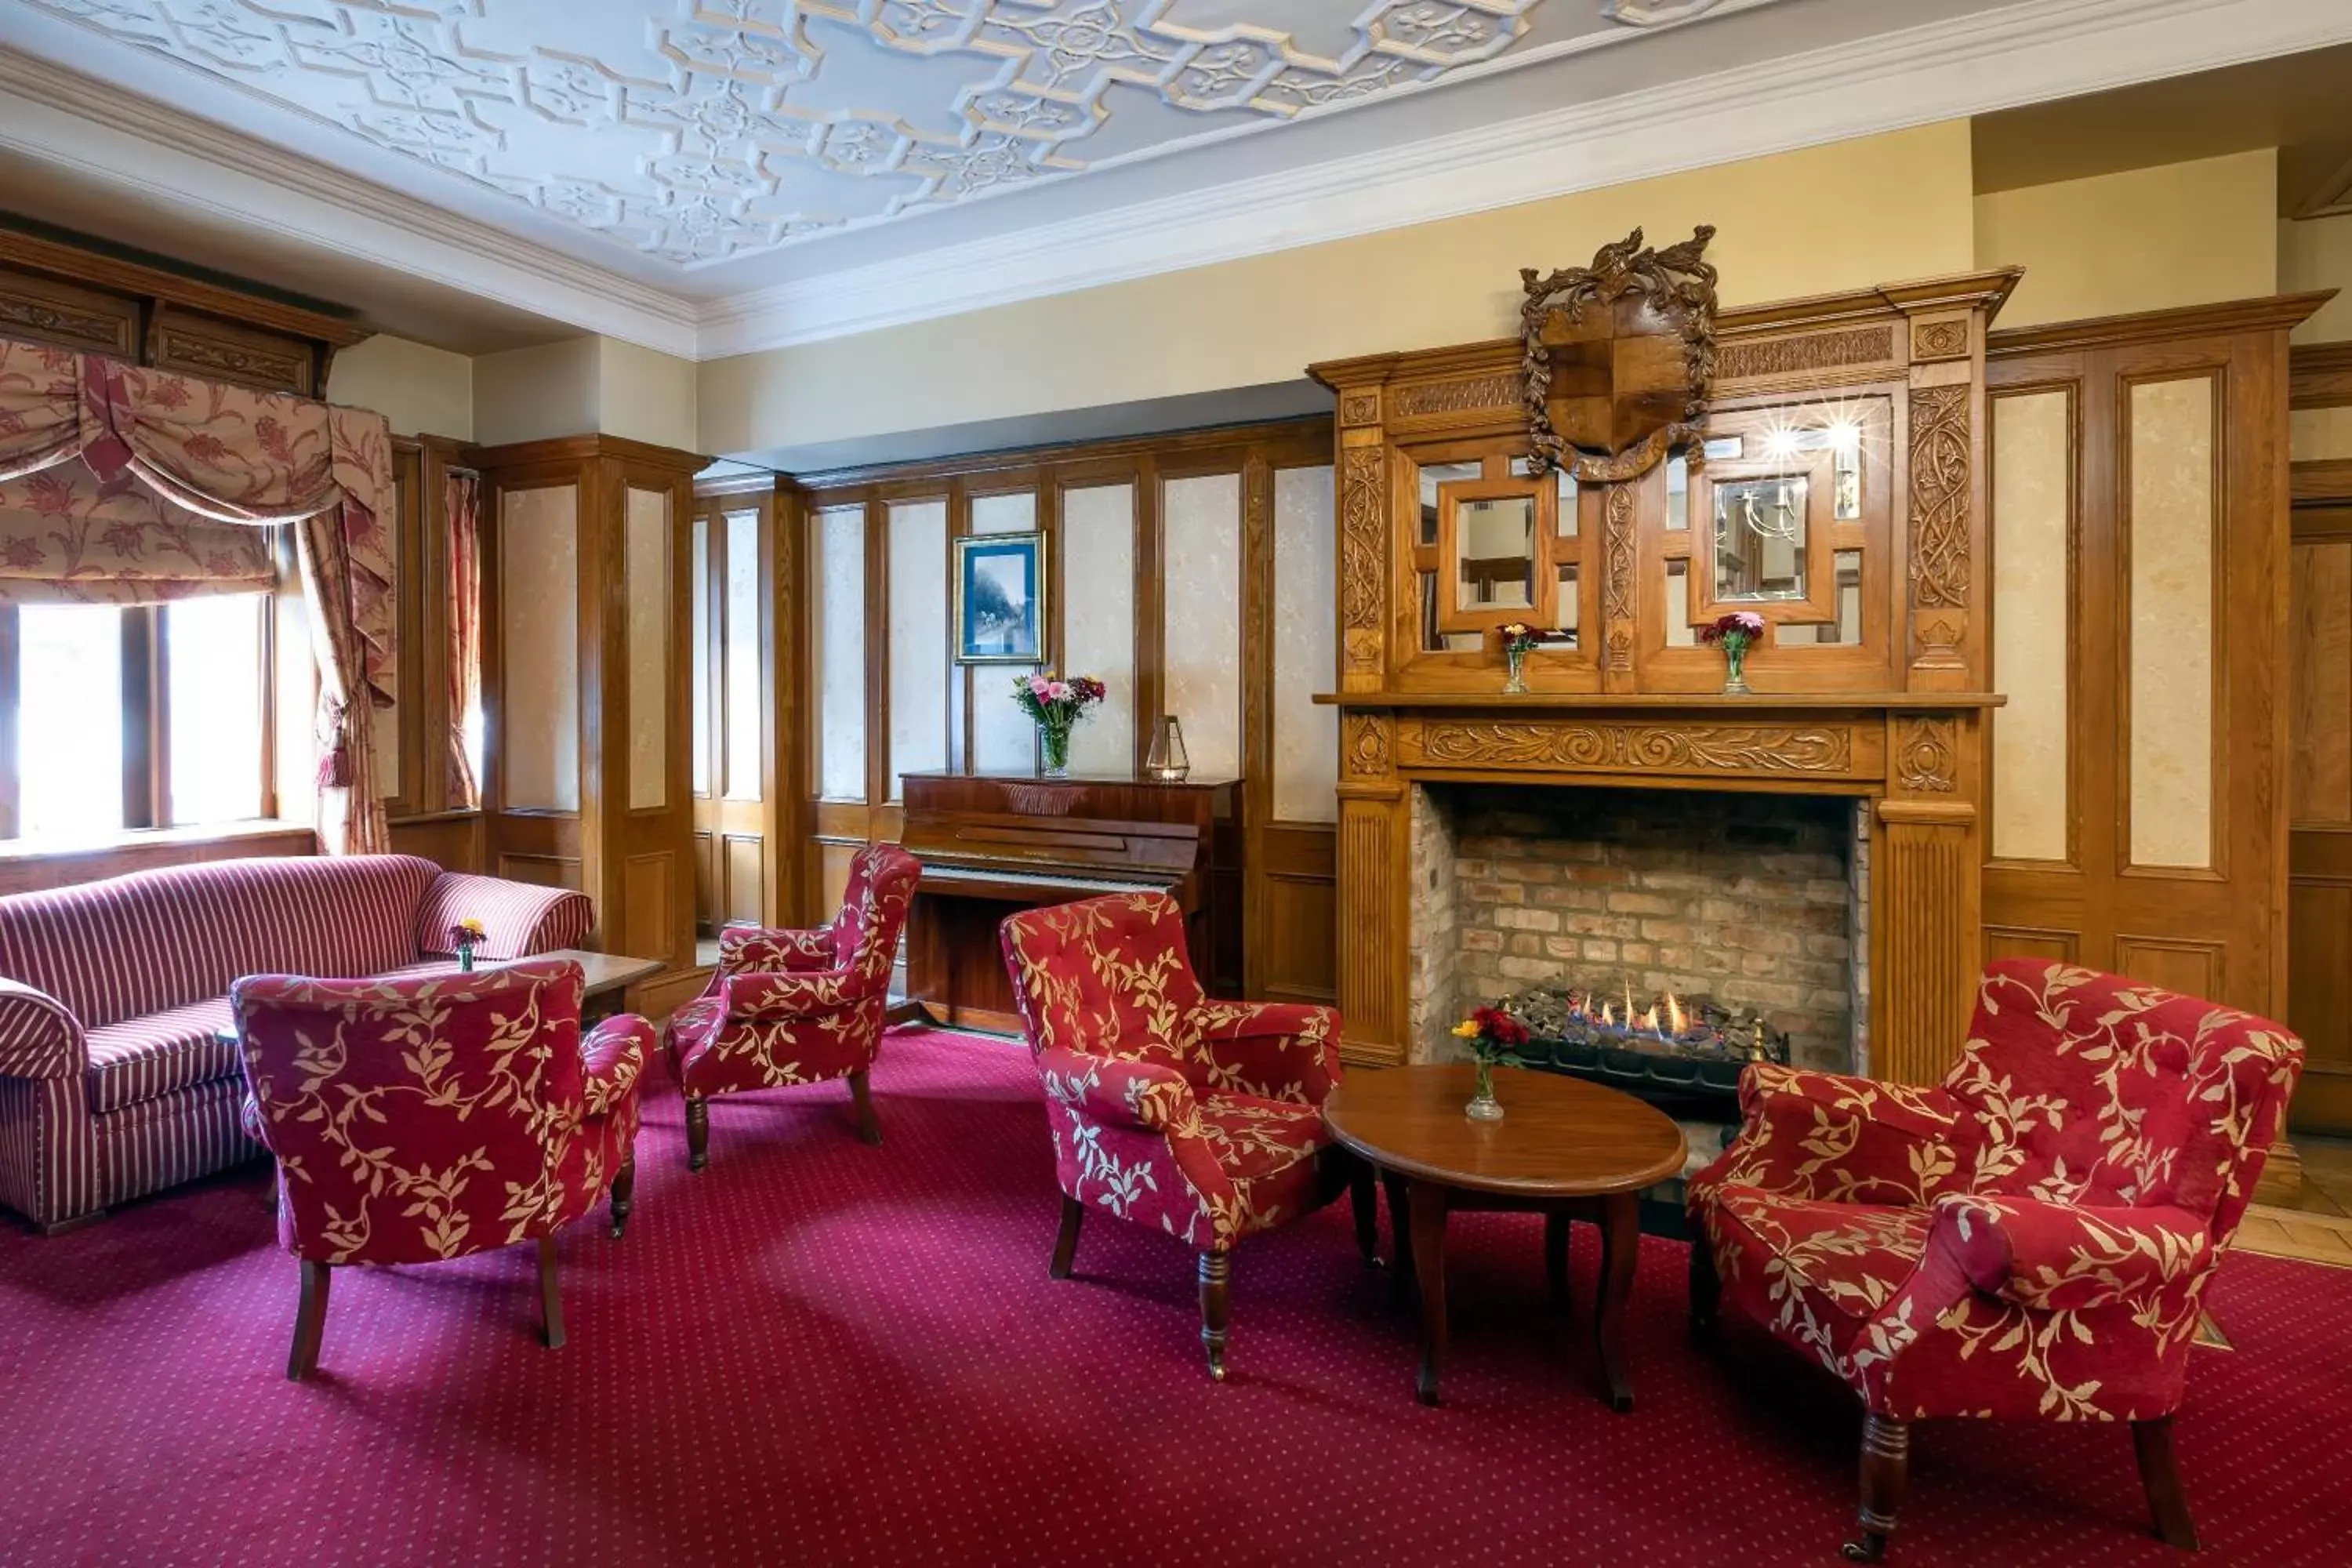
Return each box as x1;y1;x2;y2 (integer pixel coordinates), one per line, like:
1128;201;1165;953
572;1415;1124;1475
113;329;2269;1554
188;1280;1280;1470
2230;1204;2352;1269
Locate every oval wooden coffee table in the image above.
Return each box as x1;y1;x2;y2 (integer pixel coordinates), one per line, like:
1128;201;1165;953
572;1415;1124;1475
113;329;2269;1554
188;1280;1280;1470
1323;1063;1686;1410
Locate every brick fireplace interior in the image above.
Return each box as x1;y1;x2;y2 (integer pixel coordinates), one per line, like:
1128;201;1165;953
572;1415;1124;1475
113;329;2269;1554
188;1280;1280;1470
1406;783;1870;1084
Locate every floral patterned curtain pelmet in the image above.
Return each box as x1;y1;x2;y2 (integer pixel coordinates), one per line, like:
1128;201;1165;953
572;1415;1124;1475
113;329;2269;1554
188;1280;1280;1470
0;335;397;853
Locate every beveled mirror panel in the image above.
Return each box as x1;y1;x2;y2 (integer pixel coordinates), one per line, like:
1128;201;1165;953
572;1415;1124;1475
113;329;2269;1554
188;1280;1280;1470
1711;474;1809;601
1454;494;1537;612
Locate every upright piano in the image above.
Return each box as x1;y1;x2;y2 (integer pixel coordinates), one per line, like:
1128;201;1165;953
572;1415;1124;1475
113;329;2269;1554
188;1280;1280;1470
898;769;1243;1033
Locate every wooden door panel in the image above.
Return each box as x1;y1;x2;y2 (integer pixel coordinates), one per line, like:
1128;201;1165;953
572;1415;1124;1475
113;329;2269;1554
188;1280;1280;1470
1984;326;2287;1025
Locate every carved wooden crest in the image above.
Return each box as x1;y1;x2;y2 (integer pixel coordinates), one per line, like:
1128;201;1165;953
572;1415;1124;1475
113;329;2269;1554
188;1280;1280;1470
1519;225;1718;482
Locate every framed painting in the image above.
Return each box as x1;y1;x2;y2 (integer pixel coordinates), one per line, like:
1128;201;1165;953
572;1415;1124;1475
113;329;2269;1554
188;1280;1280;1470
953;532;1047;664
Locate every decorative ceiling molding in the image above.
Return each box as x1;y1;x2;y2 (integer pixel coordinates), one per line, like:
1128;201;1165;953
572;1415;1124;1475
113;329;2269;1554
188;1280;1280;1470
699;0;2352;354
2;0;2348;361
14;0;1711;266
0;45;702;354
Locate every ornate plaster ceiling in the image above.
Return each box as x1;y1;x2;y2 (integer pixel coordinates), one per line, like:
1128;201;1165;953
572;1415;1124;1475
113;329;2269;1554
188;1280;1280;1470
9;0;1742;267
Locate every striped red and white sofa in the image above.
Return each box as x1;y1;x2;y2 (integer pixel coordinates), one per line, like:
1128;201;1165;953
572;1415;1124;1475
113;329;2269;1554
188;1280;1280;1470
0;854;593;1234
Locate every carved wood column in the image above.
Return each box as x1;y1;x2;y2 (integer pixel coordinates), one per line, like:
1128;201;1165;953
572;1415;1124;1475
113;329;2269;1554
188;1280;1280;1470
1336;710;1409;1066
1874;710;1983;1085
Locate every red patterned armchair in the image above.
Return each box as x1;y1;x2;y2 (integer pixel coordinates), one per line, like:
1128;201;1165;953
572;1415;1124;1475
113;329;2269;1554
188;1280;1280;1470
1000;891;1370;1381
666;843;920;1167
234;960;655;1380
1687;960;2304;1561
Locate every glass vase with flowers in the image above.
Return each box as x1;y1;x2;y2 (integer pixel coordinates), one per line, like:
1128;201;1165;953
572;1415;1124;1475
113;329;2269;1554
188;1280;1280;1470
1496;622;1560;695
1450;1005;1530;1122
1011;672;1107;778
1698;611;1766;695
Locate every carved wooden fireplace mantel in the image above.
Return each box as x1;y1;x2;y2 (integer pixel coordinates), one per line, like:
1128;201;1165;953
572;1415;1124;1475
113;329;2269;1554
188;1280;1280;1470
1309;269;2020;1081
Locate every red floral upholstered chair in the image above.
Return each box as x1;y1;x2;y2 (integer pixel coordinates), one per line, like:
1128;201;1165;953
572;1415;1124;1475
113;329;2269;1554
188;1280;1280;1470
666;842;920;1167
1000;891;1371;1380
234;960;655;1380
1687;960;2304;1561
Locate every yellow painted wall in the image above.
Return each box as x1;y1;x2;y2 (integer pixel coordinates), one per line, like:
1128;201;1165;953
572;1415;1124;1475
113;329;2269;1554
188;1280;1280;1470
471;337;701;451
2281;212;2352;344
699;120;1976;459
327;332;474;441
1975;150;2279;328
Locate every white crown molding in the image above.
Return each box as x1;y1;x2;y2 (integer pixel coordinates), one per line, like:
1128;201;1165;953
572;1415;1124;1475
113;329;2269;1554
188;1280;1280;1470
698;0;2352;357
0;47;700;357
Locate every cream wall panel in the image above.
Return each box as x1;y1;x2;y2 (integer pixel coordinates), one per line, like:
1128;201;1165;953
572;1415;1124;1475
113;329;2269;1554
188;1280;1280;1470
722;509;762;800
969;490;1039;773
326;334;473;441
1272;464;1338;824
1976;151;2277;329
2127;376;2216;871
1990;391;2071;862
888;499;949;800
1162;473;1243;782
699;123;1975;456
1060;483;1135;776
499;484;579;811
815;504;868;800
623;485;671;811
2281;212;2352;344
691;515;710;797
2294;408;2352;463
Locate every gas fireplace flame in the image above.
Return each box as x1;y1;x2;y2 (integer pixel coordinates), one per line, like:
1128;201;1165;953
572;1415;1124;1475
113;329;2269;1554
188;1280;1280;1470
1665;992;1686;1036
1570;985;1690;1039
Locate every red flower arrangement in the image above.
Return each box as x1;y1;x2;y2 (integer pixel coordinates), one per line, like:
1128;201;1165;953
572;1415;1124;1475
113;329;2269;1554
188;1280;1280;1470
1697;611;1766;652
1451;1004;1531;1065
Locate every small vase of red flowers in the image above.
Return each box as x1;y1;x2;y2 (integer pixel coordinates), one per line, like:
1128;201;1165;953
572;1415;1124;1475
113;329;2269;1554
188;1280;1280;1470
1450;1004;1530;1122
1496;622;1554;695
1699;610;1766;695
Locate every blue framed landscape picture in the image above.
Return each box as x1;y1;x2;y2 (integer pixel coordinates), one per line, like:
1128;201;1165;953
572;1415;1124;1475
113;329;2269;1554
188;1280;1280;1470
953;532;1046;664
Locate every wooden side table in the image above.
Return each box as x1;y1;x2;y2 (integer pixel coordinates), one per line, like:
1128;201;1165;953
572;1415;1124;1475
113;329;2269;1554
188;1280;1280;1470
1323;1063;1686;1410
214;949;666;1047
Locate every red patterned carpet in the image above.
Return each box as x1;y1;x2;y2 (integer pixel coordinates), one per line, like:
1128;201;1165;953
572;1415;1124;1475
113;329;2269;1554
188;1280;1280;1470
4;1026;2349;1568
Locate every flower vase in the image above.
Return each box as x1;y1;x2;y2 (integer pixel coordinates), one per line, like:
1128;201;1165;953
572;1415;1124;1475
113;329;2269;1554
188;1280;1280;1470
1502;644;1529;695
1721;638;1753;697
1039;719;1073;779
456;942;476;974
1465;1059;1504;1122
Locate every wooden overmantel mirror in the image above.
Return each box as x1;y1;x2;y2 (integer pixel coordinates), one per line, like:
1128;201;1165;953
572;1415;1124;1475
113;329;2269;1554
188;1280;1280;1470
1307;261;2021;1081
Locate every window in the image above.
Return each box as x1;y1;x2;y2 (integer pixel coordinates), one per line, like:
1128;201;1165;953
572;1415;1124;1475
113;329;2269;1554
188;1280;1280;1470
2;593;276;844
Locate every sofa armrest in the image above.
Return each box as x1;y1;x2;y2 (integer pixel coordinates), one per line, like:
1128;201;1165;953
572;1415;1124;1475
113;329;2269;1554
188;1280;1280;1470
1715;1064;1963;1205
579;1014;654;1120
416;871;595;960
1932;1195;2212;1313
0;978;84;1080
718;921;837;975
1036;1045;1197;1134
1190;1000;1343;1105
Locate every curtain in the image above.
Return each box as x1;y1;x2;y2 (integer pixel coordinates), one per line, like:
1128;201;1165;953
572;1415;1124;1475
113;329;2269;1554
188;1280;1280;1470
0;335;397;853
445;468;481;809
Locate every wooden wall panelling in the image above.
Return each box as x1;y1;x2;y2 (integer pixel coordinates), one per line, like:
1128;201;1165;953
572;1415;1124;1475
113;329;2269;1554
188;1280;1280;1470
791;419;1336;1009
472;434;708;971
690;476;788;934
2287;463;2352;1134
1984;297;2318;1030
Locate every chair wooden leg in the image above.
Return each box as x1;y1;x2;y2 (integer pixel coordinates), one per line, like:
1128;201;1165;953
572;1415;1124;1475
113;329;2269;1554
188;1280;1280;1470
536;1236;565;1350
684;1096;710;1171
1689;1232;1721;1342
1350;1162;1380;1266
1197;1250;1232;1382
1842;1413;1910;1562
848;1069;882;1146
287;1260;331;1381
2134;1417;2200;1551
608;1156;637;1240
1049;1195;1083;1279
